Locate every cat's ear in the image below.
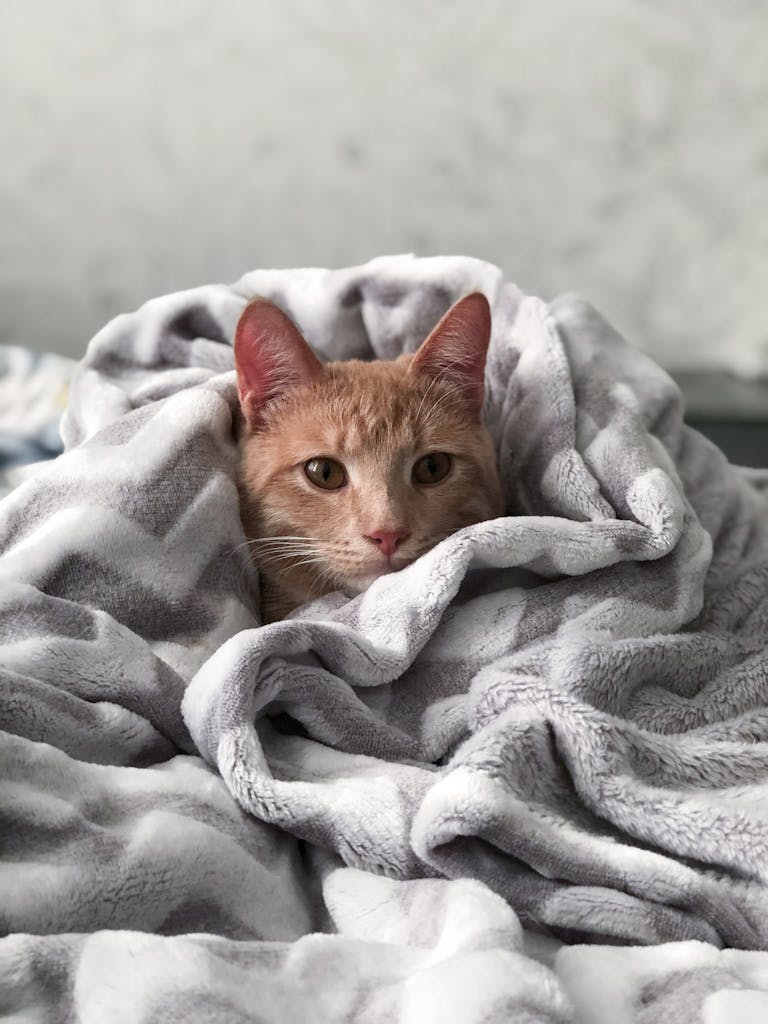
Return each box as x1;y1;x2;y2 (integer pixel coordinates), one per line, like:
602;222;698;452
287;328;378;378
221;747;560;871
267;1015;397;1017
234;298;323;427
409;292;492;415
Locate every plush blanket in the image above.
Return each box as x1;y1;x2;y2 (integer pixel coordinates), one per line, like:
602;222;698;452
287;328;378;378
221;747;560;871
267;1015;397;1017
2;254;768;1021
0;344;74;497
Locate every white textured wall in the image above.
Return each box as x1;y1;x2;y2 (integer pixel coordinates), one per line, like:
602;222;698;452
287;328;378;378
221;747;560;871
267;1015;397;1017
2;0;767;374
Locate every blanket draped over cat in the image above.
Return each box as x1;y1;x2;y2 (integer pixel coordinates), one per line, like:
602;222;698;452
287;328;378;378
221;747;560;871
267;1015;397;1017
1;255;768;1022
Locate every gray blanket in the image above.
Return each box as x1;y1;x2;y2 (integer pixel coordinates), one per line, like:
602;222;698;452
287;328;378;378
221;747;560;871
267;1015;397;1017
2;255;768;1021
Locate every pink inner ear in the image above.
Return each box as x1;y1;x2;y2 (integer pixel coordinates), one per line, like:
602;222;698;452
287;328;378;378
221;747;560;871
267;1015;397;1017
410;292;492;414
234;298;323;427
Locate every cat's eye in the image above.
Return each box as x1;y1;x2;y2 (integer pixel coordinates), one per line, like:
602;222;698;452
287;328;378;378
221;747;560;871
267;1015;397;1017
304;457;347;490
412;452;452;486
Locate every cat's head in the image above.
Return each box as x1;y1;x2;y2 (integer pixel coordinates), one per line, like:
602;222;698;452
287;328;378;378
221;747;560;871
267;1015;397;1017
234;293;504;614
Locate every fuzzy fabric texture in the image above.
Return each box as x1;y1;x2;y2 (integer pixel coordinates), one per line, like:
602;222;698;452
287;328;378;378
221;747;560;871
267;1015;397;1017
2;255;768;1021
0;344;73;496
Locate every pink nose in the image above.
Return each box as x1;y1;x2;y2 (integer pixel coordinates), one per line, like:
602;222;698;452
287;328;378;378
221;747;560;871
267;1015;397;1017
365;529;410;558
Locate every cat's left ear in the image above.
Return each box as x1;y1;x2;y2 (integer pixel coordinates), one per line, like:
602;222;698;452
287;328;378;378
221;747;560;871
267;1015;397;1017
409;292;492;415
234;298;323;428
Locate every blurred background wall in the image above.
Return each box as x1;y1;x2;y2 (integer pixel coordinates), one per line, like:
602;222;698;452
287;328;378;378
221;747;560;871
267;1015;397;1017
2;0;767;377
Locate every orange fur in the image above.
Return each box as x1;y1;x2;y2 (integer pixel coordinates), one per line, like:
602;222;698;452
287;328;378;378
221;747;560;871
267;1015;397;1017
235;294;504;621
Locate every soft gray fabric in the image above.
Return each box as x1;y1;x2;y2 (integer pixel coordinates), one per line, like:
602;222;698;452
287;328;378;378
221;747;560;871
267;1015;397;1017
556;942;768;1023
2;254;768;1021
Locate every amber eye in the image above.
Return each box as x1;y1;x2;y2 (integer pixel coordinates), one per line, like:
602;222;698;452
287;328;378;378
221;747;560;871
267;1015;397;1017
412;452;452;486
304;457;347;490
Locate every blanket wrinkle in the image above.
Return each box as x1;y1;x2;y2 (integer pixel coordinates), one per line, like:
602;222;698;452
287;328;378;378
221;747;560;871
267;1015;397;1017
2;254;768;1021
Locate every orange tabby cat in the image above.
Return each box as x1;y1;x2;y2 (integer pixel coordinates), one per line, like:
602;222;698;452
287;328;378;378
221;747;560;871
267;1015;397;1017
234;292;504;621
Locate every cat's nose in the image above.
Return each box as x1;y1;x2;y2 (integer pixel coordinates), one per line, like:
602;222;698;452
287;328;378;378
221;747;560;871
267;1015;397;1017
365;529;410;558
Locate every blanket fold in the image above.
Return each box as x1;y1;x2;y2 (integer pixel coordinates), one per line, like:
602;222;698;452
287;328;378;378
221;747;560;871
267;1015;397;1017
2;255;768;1021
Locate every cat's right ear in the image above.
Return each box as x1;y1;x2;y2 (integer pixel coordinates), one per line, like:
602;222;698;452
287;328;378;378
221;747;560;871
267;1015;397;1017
409;292;492;416
234;298;323;428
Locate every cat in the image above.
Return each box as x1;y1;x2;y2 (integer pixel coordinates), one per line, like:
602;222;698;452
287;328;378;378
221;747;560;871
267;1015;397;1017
234;292;504;622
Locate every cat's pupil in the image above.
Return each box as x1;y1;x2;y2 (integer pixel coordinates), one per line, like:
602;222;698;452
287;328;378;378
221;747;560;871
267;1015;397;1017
304;457;346;490
412;451;452;486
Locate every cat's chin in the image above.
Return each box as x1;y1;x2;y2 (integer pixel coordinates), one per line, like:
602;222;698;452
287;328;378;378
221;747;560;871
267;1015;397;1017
343;563;410;595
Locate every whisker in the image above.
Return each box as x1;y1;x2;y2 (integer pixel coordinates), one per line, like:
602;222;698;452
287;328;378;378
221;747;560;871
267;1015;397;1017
249;549;314;558
288;556;328;571
304;564;341;605
245;535;349;555
246;534;317;543
244;539;316;550
258;554;317;568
